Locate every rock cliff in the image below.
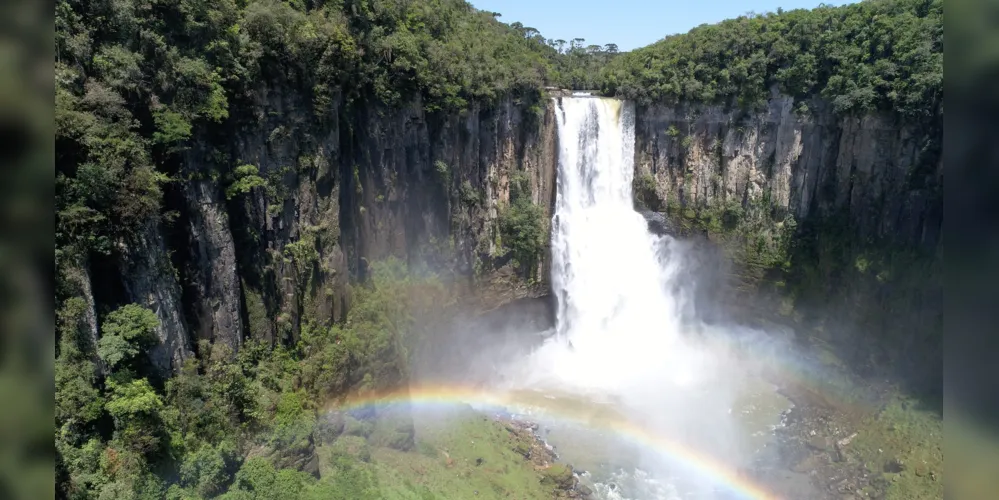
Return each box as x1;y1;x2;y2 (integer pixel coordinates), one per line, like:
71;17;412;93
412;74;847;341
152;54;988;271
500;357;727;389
632;95;941;250
112;91;557;375
631;94;942;392
106;89;940;392
119;223;193;375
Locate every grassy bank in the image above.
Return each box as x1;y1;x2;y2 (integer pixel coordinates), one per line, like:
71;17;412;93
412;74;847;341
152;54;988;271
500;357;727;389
317;405;585;500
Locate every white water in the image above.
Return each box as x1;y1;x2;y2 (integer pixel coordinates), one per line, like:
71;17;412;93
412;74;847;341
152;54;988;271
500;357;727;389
518;97;723;398
499;96;777;499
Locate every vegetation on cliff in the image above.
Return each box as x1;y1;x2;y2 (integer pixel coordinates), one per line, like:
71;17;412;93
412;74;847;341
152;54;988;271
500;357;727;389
498;173;546;280
56;259;449;498
53;0;572;494
55;0;562;270
600;0;942;119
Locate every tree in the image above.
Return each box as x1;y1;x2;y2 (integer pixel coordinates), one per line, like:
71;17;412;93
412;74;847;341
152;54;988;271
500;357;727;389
179;444;235;498
56;297;104;442
499;174;545;278
226;164;268;200
97;304;159;370
105;377;166;455
598;0;942;120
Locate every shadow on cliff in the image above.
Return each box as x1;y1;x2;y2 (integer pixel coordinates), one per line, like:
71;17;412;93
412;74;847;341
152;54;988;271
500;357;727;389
776;216;943;414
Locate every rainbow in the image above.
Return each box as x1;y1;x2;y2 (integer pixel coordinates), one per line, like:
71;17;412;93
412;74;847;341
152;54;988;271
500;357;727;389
327;384;780;500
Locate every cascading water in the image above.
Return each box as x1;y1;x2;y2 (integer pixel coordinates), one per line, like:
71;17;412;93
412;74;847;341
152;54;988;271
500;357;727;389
496;96;791;499
521;96;709;396
547;96;688;390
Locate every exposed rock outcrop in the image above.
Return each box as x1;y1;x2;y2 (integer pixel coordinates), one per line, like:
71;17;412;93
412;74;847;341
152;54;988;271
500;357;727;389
632;95;942;392
97;88;940;395
62;262;105;375
119;223;192;375
198;91;558;352
338;97;557;290
182;179;242;353
633;96;941;250
99;88;557;380
246;436;320;479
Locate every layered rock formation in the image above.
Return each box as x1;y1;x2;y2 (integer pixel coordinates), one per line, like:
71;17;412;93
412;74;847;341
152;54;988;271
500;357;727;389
106;88;941;393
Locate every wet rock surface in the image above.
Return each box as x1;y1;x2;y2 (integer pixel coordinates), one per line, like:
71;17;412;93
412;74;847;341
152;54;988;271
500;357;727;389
501;419;594;499
246;435;321;478
747;378;939;500
766;402;876;499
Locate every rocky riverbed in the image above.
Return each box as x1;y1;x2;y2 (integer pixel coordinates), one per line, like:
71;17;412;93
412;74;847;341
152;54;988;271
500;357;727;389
749;370;942;500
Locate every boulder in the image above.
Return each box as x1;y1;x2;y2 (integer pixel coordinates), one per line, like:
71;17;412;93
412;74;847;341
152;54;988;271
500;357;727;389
313;410;346;445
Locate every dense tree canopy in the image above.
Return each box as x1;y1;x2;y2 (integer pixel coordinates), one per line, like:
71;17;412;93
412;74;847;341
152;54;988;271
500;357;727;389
55;0;942;273
56;262;450;499
599;0;942;118
55;0;569;268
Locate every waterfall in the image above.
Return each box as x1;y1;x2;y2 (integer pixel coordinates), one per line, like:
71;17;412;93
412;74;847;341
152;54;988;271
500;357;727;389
495;97;786;499
543;96;692;392
493;96;780;499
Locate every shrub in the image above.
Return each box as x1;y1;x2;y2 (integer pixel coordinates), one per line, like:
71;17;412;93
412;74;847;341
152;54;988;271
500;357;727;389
226;164;268;200
459;181;479;206
179;444;234;498
634;173;659;210
434;160;451;188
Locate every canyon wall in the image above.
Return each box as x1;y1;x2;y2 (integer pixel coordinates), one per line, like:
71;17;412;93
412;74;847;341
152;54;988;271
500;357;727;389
631;94;942;392
105;89;942;392
632;95;941;250
111;91;557;376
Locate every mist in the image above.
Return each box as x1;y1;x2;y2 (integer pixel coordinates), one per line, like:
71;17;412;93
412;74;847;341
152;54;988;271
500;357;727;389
406;95;817;499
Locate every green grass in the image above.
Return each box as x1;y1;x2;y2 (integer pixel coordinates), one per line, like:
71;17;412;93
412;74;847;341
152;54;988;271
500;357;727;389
777;337;942;500
317;406;564;500
849;396;942;500
814;342;942;500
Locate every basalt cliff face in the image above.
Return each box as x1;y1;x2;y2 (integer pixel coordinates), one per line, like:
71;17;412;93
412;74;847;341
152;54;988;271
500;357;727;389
631;95;942;392
633;95;941;249
99;91;558;376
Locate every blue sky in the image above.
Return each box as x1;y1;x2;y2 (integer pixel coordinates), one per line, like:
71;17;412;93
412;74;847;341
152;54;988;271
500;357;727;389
470;0;858;52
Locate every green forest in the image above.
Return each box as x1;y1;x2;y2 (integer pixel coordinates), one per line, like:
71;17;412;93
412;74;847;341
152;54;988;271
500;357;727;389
600;0;942;118
54;0;943;498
